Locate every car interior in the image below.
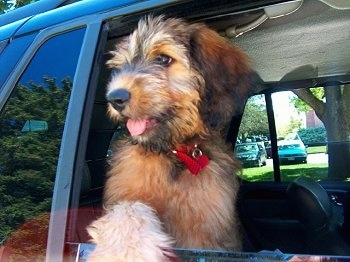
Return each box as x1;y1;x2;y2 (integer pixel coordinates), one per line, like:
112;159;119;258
62;0;350;259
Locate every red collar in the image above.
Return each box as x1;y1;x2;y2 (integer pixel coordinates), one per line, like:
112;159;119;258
172;144;209;175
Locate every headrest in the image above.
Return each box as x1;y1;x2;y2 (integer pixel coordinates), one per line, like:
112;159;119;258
287;176;332;231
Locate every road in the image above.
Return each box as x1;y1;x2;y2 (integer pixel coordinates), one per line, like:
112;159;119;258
266;153;328;166
307;153;328;164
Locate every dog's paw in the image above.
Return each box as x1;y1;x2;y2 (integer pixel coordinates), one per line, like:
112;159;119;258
86;201;178;262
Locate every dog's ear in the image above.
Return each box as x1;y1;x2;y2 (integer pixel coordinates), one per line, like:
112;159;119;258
189;24;254;133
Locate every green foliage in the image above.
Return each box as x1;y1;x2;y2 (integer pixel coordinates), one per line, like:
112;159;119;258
0;1;7;12
0;77;71;245
239;96;269;141
16;0;36;8
1;0;35;14
298;127;327;145
291;87;324;113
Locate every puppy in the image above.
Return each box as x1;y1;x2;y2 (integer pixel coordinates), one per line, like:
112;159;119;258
103;15;252;251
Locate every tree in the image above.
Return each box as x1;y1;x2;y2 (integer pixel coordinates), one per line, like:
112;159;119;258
292;85;350;180
239;96;269;142
1;0;33;14
277;115;303;138
0;77;71;259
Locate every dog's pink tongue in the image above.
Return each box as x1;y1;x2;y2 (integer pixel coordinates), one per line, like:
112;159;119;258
126;119;148;136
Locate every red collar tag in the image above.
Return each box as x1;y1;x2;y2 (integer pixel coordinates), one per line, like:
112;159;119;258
172;144;209;175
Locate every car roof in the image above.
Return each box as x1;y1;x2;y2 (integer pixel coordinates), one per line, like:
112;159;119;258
0;0;77;27
278;140;304;145
0;0;141;40
215;0;350;91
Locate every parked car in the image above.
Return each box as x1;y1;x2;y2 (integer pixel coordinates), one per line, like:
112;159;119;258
0;0;349;261
265;141;272;158
278;140;308;164
235;142;267;167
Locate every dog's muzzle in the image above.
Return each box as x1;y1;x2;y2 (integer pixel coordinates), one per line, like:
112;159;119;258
106;89;130;111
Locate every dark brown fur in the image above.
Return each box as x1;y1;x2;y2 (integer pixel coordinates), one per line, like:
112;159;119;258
103;15;252;250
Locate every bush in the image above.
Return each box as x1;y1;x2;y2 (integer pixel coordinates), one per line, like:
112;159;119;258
298;127;326;145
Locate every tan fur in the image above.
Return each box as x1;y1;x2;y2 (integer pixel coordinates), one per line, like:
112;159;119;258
102;15;252;251
87;201;176;262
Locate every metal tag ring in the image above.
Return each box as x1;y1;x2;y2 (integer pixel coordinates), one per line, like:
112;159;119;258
191;148;203;159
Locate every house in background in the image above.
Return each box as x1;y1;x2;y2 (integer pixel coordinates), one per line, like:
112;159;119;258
306;110;324;128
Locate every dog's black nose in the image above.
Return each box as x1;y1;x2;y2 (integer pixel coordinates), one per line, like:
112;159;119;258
106;89;131;110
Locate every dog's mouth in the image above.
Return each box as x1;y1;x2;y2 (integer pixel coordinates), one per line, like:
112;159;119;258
126;118;159;137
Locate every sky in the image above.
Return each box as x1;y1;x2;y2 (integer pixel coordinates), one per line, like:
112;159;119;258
19;28;85;87
271;91;306;133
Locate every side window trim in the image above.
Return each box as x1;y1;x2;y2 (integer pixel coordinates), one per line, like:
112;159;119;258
265;92;281;182
45;21;102;262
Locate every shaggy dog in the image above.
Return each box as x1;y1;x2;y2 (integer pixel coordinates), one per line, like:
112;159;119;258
98;15;252;254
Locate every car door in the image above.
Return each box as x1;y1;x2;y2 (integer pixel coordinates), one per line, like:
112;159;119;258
0;27;90;261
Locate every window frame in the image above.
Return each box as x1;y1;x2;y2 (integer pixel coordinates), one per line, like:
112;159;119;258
43;21;101;261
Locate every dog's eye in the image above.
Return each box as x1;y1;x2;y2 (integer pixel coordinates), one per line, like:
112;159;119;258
154;54;173;66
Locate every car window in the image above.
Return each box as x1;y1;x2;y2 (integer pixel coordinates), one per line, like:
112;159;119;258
0;28;85;260
235;95;271;178
237;85;350;183
0;33;37;88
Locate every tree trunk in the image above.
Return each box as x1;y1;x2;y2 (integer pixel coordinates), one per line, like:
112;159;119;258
323;85;350;180
293;85;350;181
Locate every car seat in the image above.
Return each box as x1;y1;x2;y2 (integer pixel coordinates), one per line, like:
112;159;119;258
287;176;350;255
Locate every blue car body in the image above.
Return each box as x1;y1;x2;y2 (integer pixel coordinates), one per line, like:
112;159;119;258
278;140;307;163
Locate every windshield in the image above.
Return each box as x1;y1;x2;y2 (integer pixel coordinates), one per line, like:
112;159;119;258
236;144;258;153
278;144;302;150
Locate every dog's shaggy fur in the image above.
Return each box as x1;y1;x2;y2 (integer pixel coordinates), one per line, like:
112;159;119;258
102;15;252;251
87;201;177;262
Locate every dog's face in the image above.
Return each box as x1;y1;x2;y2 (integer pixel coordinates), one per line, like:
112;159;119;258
106;16;252;152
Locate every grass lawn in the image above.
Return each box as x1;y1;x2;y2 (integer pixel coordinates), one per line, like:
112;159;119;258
238;145;328;182
239;163;328;182
307;145;326;154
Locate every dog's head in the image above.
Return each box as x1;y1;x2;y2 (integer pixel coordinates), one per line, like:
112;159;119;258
106;15;252;152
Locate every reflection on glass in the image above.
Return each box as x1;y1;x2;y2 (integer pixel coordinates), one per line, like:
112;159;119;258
0;28;85;260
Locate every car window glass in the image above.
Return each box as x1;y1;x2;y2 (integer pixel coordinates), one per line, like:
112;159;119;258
0;28;85;260
0;33;37;87
273;86;350;183
237;85;350;183
235;95;271;181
